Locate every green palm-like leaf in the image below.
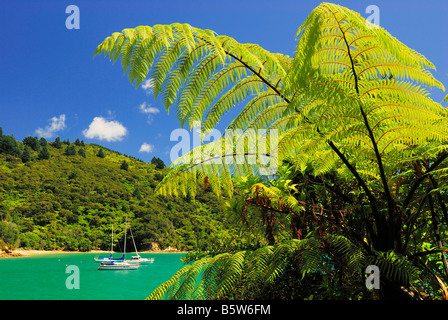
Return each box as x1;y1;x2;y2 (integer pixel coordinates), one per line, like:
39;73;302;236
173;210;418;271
96;3;446;198
95;23;290;128
283;2;446;181
370;250;419;285
146;235;375;300
146;239;307;300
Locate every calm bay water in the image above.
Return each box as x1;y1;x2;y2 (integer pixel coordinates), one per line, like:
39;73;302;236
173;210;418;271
0;253;185;300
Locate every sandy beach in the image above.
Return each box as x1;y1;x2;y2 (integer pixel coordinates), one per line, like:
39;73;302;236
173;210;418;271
0;247;186;258
0;249;108;258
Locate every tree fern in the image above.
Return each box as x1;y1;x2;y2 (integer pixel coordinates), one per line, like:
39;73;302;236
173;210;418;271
95;3;446;203
284;3;446;179
97;2;448;299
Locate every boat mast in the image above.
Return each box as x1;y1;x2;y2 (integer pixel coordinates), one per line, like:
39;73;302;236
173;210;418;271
111;224;114;254
129;225;139;256
124;216;127;258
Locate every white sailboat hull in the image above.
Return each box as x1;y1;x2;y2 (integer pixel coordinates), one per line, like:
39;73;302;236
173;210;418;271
126;257;154;265
94;256;125;263
98;261;139;270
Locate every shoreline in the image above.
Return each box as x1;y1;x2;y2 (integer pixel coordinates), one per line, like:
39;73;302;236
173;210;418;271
0;248;188;258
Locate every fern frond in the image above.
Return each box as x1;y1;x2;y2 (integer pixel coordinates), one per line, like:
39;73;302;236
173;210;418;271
97;3;446;199
369;250;419;285
328;235;366;271
147;238;322;300
146;259;209;300
95;23;290;128
282;1;447;183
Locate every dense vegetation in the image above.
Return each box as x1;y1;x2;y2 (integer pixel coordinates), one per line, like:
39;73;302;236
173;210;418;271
0;128;235;253
96;2;448;300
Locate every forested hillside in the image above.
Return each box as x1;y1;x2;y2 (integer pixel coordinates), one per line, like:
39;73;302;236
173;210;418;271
0;127;232;252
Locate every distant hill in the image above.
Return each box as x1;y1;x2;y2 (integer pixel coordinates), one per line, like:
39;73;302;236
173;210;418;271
0;127;231;252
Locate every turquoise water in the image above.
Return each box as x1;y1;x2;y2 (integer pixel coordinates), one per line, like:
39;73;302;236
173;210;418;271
0;253;185;300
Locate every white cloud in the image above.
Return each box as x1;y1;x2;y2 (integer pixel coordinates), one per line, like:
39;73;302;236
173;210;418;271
139;142;154;153
106;110;116;119
139;102;160;124
35;114;66;138
141;78;155;95
139;102;159;115
82;117;128;142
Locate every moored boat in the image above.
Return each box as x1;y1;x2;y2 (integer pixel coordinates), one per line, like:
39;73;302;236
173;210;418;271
95;254;125;263
127;254;154;265
125;223;155;265
94;225;125;263
97;216;139;270
98;260;139;270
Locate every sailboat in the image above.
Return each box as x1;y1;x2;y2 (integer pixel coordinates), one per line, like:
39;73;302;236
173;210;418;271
98;217;139;270
94;225;125;263
126;225;154;265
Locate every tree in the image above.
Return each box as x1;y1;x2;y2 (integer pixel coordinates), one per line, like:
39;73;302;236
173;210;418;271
120;160;129;171
0;134;21;157
78;148;86;158
64;144;76;156
133;187;142;199
96;3;448;300
96;148;105;158
21;145;32;163
151;156;165;170
38;145;50;160
0;221;19;250
52;137;62;149
74;138;81;146
23;136;40;152
39;137;47;147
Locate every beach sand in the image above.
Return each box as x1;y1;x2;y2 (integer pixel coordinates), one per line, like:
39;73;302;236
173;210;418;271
0;247;186;258
0;249;109;258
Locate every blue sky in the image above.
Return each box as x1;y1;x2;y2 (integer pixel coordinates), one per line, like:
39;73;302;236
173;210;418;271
1;0;447;165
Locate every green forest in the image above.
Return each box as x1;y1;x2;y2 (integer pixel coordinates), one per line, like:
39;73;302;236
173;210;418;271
0;128;241;253
93;3;448;300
